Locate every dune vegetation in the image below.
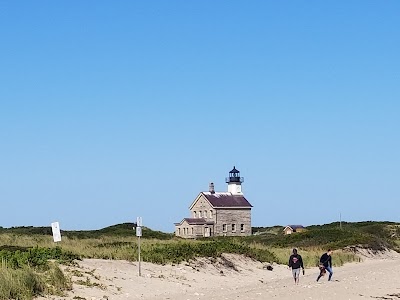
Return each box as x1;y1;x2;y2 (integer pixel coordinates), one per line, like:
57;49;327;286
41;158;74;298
0;221;399;299
0;248;72;300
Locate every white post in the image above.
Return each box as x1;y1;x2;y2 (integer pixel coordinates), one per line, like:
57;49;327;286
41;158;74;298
136;217;143;276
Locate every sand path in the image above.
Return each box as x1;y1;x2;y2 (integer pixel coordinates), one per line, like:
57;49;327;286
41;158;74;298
40;252;400;300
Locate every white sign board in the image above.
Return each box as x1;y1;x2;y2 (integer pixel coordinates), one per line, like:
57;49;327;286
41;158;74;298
136;226;142;237
136;217;142;227
51;222;62;242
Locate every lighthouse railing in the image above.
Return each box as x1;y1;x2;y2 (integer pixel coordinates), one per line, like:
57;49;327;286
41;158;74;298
225;177;244;183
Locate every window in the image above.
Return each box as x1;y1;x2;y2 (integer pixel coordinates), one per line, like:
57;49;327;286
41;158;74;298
223;224;227;232
193;211;196;218
204;210;207;218
178;228;181;235
240;224;245;232
209;210;213;218
191;228;194;235
232;224;236;232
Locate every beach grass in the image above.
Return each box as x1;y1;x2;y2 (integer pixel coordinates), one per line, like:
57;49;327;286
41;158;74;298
0;260;71;300
0;233;361;267
0;235;277;264
266;246;361;267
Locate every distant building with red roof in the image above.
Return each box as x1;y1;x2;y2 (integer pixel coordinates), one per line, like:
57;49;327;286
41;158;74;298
174;167;253;238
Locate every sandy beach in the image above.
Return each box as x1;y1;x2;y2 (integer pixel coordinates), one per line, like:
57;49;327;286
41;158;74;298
37;250;400;300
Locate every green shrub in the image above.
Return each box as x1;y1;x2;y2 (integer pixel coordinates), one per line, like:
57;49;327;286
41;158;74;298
0;247;79;269
141;240;277;264
246;227;390;251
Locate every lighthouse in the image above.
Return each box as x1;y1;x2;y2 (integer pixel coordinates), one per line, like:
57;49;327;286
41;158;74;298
174;166;252;238
225;166;244;195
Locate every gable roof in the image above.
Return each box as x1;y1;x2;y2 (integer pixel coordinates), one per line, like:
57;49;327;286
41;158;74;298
284;225;305;230
201;192;252;208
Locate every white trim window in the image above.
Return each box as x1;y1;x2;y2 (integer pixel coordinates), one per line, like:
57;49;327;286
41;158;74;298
232;224;236;232
240;224;245;232
222;224;227;232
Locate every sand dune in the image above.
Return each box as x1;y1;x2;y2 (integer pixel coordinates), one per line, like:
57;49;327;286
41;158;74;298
39;251;400;300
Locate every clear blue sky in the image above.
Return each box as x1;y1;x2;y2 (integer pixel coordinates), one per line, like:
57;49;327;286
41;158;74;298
1;1;399;232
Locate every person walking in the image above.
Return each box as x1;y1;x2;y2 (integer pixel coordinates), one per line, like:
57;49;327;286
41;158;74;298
317;249;333;282
288;248;304;284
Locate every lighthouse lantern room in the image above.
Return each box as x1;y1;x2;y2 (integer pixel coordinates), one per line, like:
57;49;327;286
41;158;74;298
225;166;244;195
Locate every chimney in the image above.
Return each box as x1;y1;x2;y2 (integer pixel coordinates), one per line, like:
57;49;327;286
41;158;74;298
209;182;215;194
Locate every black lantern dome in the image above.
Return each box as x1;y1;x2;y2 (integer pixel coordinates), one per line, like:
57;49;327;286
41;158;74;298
225;166;244;183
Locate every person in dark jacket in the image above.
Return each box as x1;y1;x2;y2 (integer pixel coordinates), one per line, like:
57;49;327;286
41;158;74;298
288;248;304;284
317;249;333;282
